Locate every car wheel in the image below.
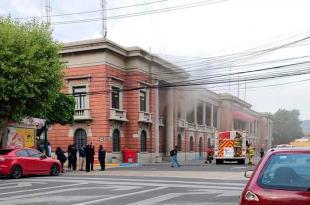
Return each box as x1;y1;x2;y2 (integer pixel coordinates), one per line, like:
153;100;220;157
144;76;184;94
10;165;22;179
50;164;60;176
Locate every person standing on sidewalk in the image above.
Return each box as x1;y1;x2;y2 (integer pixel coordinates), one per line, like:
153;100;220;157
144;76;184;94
90;144;95;171
55;147;66;173
98;145;106;171
67;144;72;171
79;145;86;171
71;144;78;171
170;145;181;168
85;144;91;172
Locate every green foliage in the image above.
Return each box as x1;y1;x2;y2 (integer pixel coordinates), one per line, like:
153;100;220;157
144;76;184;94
0;17;64;122
273;109;303;145
39;93;75;126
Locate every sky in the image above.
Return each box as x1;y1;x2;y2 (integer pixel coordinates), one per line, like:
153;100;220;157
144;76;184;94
1;0;310;120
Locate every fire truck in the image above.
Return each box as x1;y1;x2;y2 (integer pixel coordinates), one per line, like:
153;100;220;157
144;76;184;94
214;131;247;164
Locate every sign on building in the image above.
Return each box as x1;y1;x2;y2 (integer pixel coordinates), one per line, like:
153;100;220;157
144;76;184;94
7;127;36;148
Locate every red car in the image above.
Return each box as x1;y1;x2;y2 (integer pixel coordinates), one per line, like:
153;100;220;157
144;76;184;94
240;147;310;205
0;148;62;179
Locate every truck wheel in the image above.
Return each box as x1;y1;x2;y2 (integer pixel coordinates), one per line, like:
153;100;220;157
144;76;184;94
216;159;222;165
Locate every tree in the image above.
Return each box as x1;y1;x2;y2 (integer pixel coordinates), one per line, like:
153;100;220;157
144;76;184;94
273;109;303;145
0;17;64;143
39;93;75;126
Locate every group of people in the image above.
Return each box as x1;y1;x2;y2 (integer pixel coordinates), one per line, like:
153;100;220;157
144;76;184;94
55;143;106;173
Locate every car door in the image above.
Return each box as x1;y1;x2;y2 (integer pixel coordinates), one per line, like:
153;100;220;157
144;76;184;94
15;149;32;174
26;149;49;173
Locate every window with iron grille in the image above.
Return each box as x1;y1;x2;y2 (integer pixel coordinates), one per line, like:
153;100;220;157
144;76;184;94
111;87;120;109
74;128;87;149
140;90;147;112
140;130;147;152
112;129;120;152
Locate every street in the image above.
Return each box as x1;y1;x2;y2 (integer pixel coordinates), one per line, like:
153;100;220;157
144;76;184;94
0;163;250;205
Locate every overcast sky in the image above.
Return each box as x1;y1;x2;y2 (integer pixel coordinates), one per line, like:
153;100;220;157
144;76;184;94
1;0;310;120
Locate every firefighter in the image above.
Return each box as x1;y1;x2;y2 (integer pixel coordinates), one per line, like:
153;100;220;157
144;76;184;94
247;144;255;165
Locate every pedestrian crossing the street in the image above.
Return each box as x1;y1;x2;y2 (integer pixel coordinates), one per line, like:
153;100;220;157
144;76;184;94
0;176;245;205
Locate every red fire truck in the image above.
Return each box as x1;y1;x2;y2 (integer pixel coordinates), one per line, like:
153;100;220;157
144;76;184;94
214;131;247;164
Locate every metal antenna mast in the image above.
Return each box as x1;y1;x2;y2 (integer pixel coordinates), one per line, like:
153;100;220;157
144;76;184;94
101;0;107;38
45;0;51;24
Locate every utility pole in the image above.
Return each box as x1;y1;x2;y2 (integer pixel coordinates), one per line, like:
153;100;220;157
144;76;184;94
45;0;51;24
101;0;107;38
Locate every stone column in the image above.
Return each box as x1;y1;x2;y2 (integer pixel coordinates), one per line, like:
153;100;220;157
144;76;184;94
211;104;214;127
154;81;159;154
203;103;206;125
165;88;174;155
194;102;197;124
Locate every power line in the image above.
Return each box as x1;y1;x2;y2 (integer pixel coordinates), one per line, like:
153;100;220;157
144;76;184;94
15;0;171;20
51;0;229;25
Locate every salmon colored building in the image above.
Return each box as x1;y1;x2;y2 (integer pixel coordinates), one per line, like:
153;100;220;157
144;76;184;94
48;39;188;163
49;38;273;163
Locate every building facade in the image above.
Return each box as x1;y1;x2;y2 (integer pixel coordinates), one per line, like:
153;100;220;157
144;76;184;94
49;38;273;163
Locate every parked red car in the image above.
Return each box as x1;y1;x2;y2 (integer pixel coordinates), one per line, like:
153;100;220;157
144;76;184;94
0;148;62;179
240;148;310;205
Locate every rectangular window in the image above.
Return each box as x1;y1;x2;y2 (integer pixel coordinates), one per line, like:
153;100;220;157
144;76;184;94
73;86;87;110
111;87;120;109
140;90;147;112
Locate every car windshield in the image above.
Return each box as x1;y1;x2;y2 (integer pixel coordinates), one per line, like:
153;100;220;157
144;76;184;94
0;149;13;155
258;153;310;191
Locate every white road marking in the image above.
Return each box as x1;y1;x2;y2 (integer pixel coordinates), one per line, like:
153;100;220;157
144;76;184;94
15;178;244;190
72;187;167;205
194;189;242;197
126;190;241;205
41;176;246;186
0;182;46;190
0;186;109;201
0;183;86;196
2;195;110;205
127;193;184;205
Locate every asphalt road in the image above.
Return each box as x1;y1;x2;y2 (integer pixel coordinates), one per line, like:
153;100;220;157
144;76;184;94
0;164;250;205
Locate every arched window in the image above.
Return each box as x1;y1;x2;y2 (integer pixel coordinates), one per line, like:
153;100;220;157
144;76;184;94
199;137;203;157
190;136;194;152
177;134;182;151
140;130;147;152
112;129;121;152
74;128;87;148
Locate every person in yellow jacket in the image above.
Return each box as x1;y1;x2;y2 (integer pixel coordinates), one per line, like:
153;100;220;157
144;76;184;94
247;144;255;165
